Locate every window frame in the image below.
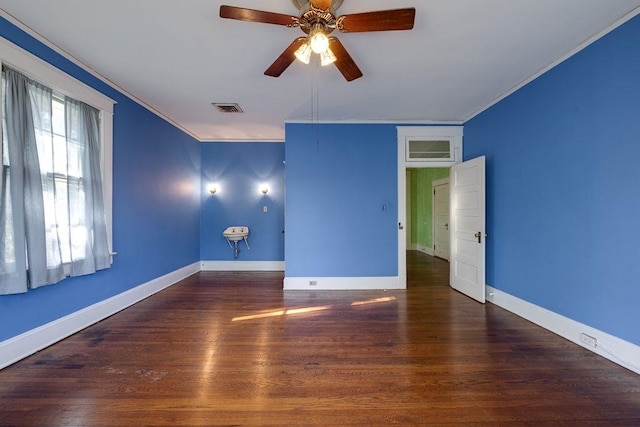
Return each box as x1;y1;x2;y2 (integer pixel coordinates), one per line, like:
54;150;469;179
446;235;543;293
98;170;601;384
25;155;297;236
398;126;463;168
407;139;454;162
1;36;115;257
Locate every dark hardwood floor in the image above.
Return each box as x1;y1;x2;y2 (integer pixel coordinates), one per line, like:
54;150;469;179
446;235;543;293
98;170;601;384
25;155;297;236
1;251;639;425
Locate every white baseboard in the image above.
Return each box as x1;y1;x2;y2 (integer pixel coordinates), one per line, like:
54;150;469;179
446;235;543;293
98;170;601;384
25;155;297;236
284;276;403;290
10;268;635;376
200;261;284;271
416;245;434;256
487;285;640;375
0;262;200;370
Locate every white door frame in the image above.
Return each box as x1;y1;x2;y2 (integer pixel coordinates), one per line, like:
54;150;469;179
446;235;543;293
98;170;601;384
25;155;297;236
397;126;463;288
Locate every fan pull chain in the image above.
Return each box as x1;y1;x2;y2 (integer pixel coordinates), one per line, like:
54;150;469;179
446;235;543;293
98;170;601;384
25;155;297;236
310;56;320;150
315;61;320;150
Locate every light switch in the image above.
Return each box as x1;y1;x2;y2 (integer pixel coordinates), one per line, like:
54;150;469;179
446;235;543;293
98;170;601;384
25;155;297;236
263;206;268;213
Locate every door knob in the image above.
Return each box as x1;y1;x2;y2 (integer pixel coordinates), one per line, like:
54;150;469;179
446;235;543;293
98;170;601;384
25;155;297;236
474;231;487;243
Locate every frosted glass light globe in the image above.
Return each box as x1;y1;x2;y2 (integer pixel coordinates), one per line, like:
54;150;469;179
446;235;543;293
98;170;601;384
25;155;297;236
310;31;329;53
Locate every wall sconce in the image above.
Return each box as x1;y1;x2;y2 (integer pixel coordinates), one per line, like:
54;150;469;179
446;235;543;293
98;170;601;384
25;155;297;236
208;184;218;195
260;184;269;195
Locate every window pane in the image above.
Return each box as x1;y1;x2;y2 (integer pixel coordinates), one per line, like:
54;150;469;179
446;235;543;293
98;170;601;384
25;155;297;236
2;76;9;167
51;95;65;136
408;140;452;160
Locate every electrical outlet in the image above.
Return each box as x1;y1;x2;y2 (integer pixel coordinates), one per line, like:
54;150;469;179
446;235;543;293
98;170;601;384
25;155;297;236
309;280;317;286
580;333;597;347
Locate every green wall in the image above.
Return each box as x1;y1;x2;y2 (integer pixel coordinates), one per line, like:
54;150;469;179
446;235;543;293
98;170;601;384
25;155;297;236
409;168;449;251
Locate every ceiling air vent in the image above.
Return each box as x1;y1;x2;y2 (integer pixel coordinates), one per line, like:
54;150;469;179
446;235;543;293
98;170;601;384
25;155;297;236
212;103;243;113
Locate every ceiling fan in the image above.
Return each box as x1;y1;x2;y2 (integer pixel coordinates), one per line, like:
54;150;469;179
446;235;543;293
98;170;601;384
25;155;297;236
220;1;416;82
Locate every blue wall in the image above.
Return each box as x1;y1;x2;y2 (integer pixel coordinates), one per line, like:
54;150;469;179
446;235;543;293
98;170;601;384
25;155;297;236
200;142;285;261
3;7;639;354
464;15;640;346
0;17;201;341
285;123;398;277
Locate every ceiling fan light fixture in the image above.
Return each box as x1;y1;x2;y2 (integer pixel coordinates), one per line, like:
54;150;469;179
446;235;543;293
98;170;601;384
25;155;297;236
309;23;329;54
220;4;416;81
294;41;312;64
320;47;336;66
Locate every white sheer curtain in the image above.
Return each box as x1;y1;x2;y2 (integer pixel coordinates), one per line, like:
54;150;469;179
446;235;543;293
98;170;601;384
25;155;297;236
64;97;110;275
0;66;110;295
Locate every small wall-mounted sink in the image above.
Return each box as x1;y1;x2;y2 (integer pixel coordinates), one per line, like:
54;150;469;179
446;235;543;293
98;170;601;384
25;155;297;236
223;226;250;258
223;226;249;242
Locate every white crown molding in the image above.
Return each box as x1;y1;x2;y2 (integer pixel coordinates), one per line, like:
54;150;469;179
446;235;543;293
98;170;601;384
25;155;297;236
199;139;285;143
464;6;640;123
0;9;201;141
0;37;114;111
284;118;464;125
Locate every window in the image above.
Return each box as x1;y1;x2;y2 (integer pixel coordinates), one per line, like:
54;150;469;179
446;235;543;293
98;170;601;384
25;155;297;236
39;94;90;265
398;126;463;167
408;139;453;161
1;37;114;295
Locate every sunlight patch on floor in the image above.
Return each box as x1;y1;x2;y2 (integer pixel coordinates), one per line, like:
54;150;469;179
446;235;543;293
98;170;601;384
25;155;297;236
350;296;397;306
232;305;332;322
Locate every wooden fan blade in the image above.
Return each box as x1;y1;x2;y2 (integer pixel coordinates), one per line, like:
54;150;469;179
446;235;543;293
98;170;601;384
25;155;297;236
220;5;299;27
311;0;332;11
264;37;308;77
337;8;415;33
328;37;362;82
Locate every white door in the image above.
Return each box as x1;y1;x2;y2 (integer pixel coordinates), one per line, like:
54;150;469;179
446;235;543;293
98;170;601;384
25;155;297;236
406;170;412;250
433;179;450;260
450;156;486;303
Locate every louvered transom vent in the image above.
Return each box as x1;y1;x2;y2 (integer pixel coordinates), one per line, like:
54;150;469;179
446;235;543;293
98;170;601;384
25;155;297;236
212;103;243;113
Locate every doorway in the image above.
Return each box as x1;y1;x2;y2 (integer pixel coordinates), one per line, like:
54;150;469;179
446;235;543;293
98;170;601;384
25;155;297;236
405;169;450;257
396;126;463;288
398;127;486;302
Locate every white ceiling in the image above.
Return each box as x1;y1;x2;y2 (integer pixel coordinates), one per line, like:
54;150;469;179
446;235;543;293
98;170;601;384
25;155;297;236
1;0;639;141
